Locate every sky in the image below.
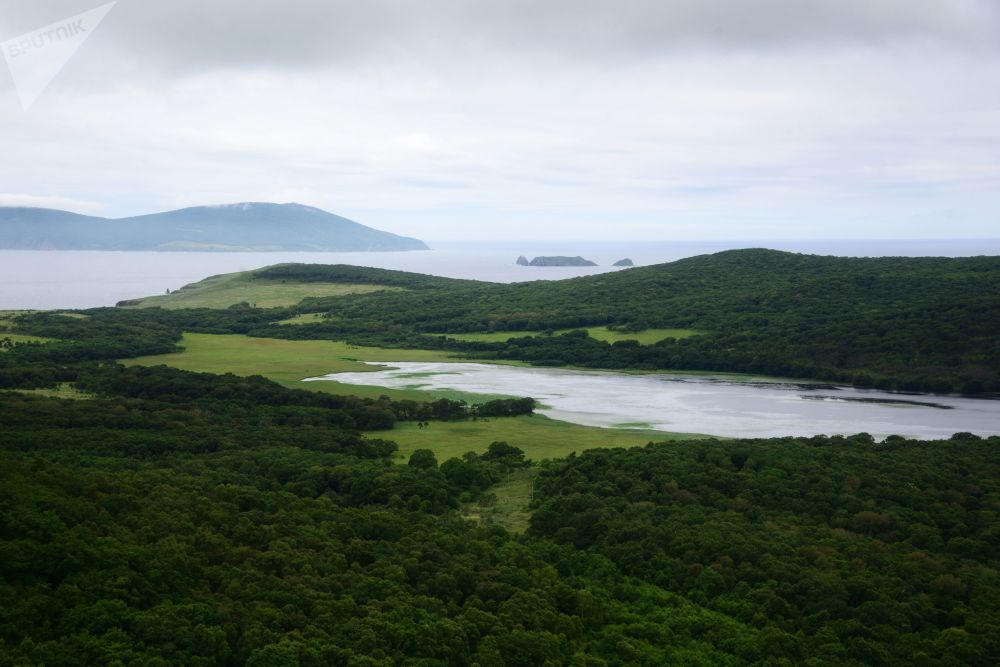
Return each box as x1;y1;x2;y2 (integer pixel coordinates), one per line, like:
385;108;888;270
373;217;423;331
0;0;998;241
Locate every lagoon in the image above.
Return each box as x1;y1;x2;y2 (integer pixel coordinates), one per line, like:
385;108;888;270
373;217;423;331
307;362;1000;440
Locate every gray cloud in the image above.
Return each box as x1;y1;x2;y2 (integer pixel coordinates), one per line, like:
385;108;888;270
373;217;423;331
2;0;997;75
0;1;997;240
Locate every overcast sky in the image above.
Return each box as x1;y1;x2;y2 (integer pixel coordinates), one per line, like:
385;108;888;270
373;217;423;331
1;0;998;240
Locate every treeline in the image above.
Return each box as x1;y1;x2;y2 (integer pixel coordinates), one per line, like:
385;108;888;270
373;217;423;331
248;250;1000;394
415;440;530;504
1;321;996;665
253;263;483;290
529;434;1000;665
79;365;534;426
8;310;182;361
0;310;182;390
392;396;536;422
4;384;998;664
18;250;998;392
1;390;764;666
0;309;535;428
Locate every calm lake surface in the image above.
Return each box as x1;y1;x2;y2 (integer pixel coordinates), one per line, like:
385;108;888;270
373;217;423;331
308;362;1000;440
3;238;1000;310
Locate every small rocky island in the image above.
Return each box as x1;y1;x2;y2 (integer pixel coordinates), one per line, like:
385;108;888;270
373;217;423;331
613;258;635;267
516;255;598;267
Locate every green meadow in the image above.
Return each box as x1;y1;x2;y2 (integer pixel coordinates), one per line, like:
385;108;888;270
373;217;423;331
120;270;400;309
0;311;27;328
127;332;479;400
462;467;539;534
378;414;702;464
10;383;94;399
127;332;696;455
0;333;57;349
276;312;330;325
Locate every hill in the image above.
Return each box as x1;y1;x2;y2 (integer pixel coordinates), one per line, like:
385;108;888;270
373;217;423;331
218;250;1000;393
0;202;428;251
116;268;406;309
2;254;999;664
118;263;481;309
0;364;997;664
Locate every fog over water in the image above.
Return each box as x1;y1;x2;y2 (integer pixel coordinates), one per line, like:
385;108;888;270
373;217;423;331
3;239;999;310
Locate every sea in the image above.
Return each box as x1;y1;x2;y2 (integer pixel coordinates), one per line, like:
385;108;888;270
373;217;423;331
2;239;999;311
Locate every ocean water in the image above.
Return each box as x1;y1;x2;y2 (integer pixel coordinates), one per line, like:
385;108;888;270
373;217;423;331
309;362;1000;440
1;239;998;310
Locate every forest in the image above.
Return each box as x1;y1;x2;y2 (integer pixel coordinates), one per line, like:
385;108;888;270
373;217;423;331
82;250;1000;394
267;250;1000;394
2;374;998;665
1;250;999;665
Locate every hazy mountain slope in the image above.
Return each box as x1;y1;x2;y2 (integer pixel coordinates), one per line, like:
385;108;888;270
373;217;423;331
0;202;428;251
0;207;111;250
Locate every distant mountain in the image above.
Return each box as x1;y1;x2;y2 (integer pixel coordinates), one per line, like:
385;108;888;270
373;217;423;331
0;202;428;251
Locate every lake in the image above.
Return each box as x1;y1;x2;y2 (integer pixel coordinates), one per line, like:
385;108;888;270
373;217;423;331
307;362;1000;440
3;238;1000;310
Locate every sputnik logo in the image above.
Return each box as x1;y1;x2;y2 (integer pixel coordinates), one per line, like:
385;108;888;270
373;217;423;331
2;2;116;111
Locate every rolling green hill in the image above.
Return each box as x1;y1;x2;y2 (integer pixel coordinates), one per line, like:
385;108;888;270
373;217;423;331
16;248;1000;393
2;251;999;665
239;250;1000;393
117;268;403;309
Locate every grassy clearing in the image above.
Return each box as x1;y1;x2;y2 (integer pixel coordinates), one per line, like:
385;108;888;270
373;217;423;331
276;313;329;325
127;333;711;464
0;333;57;350
442;326;706;345
120;270;401;309
10;384;95;400
126;333;504;401
386;416;704;534
587;326;706;344
0;311;29;329
463;468;539;534
378;414;704;464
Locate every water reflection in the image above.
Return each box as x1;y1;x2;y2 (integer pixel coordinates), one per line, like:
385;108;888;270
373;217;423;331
307;362;1000;440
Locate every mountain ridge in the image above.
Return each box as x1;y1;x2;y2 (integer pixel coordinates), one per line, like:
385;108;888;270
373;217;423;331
0;202;428;252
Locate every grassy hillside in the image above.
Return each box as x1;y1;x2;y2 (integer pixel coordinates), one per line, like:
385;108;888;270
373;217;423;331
245;250;1000;393
118;269;400;309
127;333;468;400
3;255;999;666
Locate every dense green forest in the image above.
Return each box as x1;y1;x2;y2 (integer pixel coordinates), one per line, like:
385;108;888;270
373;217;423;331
77;250;1000;394
11;250;1000;392
2;375;998;665
2;250;999;664
261;251;1000;393
530;435;1000;665
1;350;997;666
